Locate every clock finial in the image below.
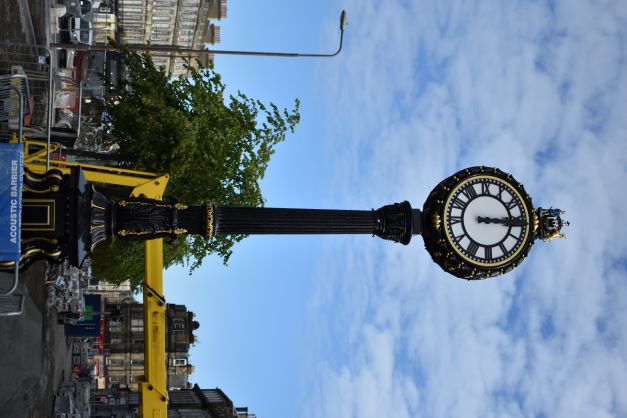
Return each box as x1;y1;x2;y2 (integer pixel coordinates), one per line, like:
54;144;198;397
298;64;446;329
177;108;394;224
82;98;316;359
536;207;569;241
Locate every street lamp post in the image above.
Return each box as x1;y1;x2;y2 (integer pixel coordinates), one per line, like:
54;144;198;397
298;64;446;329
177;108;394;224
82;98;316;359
51;10;348;59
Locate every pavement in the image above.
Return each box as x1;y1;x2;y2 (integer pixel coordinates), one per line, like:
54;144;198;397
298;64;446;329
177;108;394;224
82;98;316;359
1;1;74;417
0;262;74;418
1;0;48;45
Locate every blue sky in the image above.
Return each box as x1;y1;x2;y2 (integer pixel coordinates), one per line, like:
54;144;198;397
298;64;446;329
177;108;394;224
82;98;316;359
164;1;627;417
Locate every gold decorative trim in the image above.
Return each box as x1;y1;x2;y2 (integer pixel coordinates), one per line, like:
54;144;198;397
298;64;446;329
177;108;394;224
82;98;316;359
205;203;214;239
22;199;55;231
431;213;441;230
118;200;187;210
532;211;539;232
16;248;63;261
117;228;187;237
24;170;63;183
24;184;60;194
25;172;43;183
24;171;63;183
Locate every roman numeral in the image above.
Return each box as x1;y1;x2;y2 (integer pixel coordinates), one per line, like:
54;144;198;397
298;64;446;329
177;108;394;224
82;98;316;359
508;232;520;240
484;246;493;260
462;185;477;200
449;215;462;225
481;182;490;195
452;196;466;210
497;185;504;200
499;243;507;255
505;199;518;210
467;241;479;256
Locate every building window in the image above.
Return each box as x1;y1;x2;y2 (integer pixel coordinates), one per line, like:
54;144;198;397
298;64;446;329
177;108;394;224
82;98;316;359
172;359;187;366
130;359;144;365
124;35;145;42
152;35;171;42
110;338;123;344
109;376;126;384
106;358;124;366
119;6;144;13
132;338;144;344
131;318;144;332
122;22;143;28
202;390;223;403
119;15;144;21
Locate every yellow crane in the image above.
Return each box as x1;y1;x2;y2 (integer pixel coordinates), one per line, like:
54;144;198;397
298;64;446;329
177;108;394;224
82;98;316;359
25;140;170;416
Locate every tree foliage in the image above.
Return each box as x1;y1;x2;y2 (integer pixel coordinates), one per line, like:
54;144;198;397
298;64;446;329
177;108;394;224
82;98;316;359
92;46;300;288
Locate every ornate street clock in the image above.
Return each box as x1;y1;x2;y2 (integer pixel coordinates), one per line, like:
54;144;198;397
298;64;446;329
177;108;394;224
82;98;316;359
5;165;568;280
422;166;537;279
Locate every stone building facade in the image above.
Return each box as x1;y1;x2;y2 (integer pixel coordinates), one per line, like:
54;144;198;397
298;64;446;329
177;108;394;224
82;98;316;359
93;385;255;418
116;0;228;75
102;301;199;390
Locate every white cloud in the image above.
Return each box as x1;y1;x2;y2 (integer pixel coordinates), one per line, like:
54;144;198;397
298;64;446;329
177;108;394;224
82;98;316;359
306;0;627;417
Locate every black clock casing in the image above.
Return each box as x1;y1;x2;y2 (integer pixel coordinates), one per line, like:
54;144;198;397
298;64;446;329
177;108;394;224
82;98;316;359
422;166;536;280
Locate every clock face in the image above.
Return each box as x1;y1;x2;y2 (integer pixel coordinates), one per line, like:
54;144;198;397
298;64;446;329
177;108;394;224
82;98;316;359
421;166;536;280
443;175;531;268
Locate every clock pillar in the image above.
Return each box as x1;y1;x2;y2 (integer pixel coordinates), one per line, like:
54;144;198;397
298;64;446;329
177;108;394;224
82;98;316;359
111;199;421;245
212;201;422;244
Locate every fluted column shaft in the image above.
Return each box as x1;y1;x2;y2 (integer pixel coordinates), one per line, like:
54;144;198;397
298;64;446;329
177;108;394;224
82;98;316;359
214;207;378;235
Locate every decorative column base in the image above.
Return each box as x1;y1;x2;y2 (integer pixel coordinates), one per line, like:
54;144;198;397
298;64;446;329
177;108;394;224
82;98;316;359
0;167;108;272
373;201;421;245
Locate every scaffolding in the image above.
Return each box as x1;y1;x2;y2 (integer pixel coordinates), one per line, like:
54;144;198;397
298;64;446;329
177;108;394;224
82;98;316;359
0;43;53;157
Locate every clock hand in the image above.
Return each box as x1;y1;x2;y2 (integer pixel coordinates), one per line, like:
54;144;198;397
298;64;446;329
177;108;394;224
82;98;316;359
477;216;528;227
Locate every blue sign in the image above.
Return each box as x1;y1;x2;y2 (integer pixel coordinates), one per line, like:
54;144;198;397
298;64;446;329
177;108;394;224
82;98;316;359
65;294;102;337
0;143;23;263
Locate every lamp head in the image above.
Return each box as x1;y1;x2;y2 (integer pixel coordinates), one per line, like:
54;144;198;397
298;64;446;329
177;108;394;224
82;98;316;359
340;10;348;31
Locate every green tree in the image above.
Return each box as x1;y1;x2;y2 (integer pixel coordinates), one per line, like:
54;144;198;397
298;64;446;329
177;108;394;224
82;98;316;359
92;46;300;288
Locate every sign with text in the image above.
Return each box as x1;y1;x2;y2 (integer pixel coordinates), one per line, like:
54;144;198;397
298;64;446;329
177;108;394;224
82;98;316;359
0;143;23;263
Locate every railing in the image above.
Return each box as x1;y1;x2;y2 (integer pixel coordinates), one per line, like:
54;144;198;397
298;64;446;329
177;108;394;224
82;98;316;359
0;43;53;169
0;43;55;315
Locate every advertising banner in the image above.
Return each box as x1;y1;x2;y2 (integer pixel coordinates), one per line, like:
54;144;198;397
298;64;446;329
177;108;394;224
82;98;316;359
0;143;23;263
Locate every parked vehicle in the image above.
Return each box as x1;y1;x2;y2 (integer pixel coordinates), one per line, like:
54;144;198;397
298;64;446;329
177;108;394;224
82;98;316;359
60;16;93;45
62;0;93;17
